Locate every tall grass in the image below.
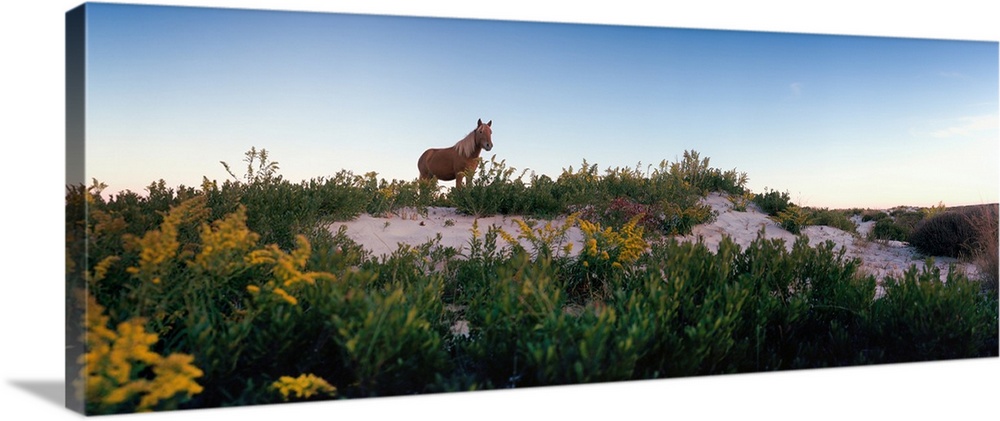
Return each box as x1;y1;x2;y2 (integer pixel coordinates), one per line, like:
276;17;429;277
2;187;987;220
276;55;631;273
962;205;998;293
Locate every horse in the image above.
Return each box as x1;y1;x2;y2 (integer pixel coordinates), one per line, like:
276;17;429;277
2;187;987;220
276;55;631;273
417;119;493;189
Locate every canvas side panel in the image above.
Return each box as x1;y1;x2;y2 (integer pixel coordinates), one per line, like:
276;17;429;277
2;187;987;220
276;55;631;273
65;3;86;415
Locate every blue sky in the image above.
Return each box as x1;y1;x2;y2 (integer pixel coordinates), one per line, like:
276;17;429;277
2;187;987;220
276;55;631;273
84;2;998;209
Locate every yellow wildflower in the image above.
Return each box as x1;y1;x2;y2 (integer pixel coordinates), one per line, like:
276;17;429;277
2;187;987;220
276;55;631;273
514;219;534;239
136;354;204;411
470;219;481;239
247;235;336;289
271;373;337;401
78;293;203;414
89;255;120;284
126;197;210;285
273;287;298;305
576;215;648;270
191;206;259;277
496;228;518;245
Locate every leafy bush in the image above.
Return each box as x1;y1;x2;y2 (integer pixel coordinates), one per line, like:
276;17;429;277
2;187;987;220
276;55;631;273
909;205;998;274
892;208;926;230
869;262;998;361
773;205;810;234
664;150;748;196
448;155;528;217
552;159;601;209
753;188;792;216
728;191;755;212
660;200;716;235
807;208;857;233
909;207;990;259
518;174;564;218
862;210;889;222
868;218;909;242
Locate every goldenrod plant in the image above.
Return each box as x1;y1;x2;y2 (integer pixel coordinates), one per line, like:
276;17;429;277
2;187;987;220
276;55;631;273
77;293;203;414
270;374;337;401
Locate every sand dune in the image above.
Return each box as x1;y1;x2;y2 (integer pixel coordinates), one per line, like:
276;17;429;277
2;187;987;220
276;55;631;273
328;192;978;283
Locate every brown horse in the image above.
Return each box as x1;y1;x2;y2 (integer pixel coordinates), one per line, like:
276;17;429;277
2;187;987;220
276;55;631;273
417;119;493;189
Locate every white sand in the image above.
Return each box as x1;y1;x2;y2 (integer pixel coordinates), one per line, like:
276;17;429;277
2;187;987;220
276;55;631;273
327;207;585;259
679;193;977;282
327;193;978;282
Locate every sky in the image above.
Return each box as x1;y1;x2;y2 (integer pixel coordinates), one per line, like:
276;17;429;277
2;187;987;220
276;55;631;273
81;3;998;209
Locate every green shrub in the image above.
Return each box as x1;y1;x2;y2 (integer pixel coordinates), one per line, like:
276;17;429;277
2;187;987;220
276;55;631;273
553;159;602;209
449;155;529;217
728;191;755;212
663;150;748;196
862;210;889;222
302;171;370;221
519;174;564;218
909;203;999;292
753;188;792;216
893;208;926;231
446;222;510;304
868;218;909;242
807;208;857;233
460;253;566;387
327;277;451;396
600;164;652;203
356;172;438;217
909;210;979;258
773;205;811;234
868;262;998;361
660;200;716;235
635;238;750;376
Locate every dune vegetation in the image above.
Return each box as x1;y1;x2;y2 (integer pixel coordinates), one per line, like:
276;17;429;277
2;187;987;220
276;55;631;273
66;148;998;414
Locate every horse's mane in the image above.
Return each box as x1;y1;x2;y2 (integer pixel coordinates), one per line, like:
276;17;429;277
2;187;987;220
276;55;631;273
453;130;477;158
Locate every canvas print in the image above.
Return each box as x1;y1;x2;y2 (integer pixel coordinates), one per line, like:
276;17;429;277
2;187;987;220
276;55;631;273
65;2;999;415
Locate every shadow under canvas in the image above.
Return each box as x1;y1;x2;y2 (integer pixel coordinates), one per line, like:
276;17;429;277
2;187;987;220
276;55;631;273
9;380;65;408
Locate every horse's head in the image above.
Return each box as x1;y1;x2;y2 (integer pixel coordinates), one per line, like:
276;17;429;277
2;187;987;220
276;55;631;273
475;119;493;151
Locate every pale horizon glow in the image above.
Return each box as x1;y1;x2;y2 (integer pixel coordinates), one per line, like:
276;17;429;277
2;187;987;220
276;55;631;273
84;3;999;210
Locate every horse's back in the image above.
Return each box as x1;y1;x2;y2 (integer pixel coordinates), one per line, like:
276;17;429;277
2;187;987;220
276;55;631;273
419;147;461;181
